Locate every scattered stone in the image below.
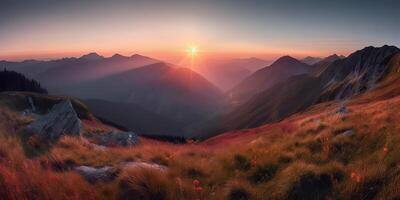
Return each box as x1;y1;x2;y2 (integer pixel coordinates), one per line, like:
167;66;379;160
93;130;139;147
75;166;119;183
336;105;349;114
341;129;354;136
123;161;168;171
24;100;81;140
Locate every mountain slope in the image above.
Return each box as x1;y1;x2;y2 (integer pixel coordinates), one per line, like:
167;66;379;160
228;56;312;105
84;99;182;136
221;45;400;131
311;54;345;76
60;62;224;131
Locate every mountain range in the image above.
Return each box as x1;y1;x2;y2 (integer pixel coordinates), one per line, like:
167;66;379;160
2;46;399;139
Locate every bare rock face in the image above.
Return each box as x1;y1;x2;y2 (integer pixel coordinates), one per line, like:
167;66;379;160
92;130;139;147
25;100;81;140
75;166;119;183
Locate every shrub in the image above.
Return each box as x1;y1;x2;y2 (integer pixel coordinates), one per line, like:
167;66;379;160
229;188;250;200
286;171;332;200
185;167;206;179
233;154;251;171
249;164;278;183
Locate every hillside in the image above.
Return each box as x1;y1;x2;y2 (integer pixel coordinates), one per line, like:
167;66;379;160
2;62;400;199
84;99;183;136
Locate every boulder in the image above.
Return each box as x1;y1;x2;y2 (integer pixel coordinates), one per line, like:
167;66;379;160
25;100;81;140
75;166;119;183
93;130;139;147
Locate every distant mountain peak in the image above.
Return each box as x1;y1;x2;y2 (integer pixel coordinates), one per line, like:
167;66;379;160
130;54;144;58
236;57;265;62
273;55;302;65
80;52;104;61
110;53;128;59
323;54;343;62
301;56;323;65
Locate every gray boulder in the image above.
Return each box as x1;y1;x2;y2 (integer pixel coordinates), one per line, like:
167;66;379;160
75;166;119;183
25;100;81;140
93;130;139;147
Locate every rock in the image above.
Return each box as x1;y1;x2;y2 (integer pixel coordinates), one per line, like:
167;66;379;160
341;130;354;136
336;103;349;114
123;161;168;171
75;166;119;183
93;130;139;147
25;100;81;140
28;96;36;112
75;161;166;183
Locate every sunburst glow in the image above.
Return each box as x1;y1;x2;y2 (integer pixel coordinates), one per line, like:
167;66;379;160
188;47;198;57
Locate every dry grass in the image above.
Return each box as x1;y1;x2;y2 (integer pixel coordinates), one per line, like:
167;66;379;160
1;91;400;199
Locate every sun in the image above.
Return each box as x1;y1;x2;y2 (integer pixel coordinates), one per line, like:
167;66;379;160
188;47;198;57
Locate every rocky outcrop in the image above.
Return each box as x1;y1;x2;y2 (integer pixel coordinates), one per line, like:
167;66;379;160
319;45;400;100
25;100;81;140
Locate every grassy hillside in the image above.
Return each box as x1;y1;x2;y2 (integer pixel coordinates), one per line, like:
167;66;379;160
2;76;400;199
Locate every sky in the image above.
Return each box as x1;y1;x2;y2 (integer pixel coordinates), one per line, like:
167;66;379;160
0;0;399;62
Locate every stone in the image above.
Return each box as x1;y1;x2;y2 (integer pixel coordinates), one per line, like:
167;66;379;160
25;100;81;140
336;104;349;114
341;129;354;136
75;166;119;183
